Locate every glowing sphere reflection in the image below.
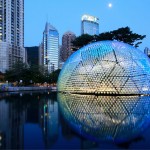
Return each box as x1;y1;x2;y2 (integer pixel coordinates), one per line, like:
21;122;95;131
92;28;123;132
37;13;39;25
58;93;150;143
58;41;150;95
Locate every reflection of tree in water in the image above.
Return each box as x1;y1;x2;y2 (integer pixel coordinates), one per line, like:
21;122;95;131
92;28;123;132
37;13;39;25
58;93;150;144
0;91;57;112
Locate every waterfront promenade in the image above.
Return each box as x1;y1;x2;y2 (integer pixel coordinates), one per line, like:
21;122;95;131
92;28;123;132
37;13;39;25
0;86;57;92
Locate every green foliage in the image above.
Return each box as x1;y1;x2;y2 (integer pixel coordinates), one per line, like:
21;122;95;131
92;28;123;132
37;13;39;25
5;61;47;85
72;27;146;50
72;34;94;50
4;60;61;85
48;69;61;84
5;60;27;83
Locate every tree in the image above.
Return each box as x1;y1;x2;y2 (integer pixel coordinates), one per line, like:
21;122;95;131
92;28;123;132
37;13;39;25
5;60;28;83
5;61;47;85
72;34;94;50
0;72;5;82
48;69;61;84
29;65;46;84
72;27;146;50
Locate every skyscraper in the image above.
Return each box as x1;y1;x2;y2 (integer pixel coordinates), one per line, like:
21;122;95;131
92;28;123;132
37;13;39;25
25;46;39;66
43;22;59;73
81;14;99;36
144;47;150;57
38;42;44;66
0;0;25;73
60;31;76;62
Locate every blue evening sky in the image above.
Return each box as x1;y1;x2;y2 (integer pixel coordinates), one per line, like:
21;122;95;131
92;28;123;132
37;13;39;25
24;0;150;51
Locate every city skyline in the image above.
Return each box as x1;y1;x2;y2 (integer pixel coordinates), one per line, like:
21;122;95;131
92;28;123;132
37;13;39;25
24;0;150;51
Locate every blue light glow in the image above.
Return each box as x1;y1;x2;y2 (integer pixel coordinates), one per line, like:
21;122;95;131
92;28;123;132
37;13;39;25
58;41;150;95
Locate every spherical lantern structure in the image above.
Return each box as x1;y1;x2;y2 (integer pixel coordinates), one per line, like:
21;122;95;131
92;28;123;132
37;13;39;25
58;93;150;143
58;41;150;95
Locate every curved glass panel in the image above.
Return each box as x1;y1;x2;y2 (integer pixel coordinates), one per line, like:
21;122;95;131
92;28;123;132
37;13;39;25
58;93;150;143
58;41;150;95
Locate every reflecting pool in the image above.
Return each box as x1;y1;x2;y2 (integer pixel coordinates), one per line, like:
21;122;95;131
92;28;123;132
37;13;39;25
1;91;150;149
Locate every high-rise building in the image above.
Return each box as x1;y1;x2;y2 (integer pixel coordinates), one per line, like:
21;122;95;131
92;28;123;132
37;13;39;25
144;47;150;57
0;0;3;42
43;22;59;73
60;31;76;62
25;46;39;66
0;0;25;73
38;42;44;66
81;14;99;36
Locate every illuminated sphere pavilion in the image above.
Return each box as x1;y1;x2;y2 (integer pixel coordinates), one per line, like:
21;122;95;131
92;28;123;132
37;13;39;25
58;41;150;95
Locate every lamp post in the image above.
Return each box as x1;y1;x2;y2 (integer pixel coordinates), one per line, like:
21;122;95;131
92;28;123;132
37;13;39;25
20;80;22;86
6;80;8;86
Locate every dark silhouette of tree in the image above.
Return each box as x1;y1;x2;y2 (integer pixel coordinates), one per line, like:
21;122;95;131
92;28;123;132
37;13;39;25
72;34;94;50
5;60;61;85
5;61;47;85
72;27;146;50
48;69;61;84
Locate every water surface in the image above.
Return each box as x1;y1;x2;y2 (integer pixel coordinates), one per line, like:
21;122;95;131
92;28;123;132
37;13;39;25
0;91;150;149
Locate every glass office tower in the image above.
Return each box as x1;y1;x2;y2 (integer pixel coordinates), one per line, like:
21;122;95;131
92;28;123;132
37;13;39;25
43;22;59;73
81;14;99;35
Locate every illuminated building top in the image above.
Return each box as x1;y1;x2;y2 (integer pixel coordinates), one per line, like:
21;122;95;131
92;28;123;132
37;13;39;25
81;14;99;23
81;14;99;35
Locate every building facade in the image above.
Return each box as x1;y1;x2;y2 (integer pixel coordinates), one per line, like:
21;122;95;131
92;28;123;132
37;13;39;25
38;42;44;66
25;46;39;66
0;0;25;72
144;47;150;57
43;22;59;73
81;14;99;36
60;31;76;62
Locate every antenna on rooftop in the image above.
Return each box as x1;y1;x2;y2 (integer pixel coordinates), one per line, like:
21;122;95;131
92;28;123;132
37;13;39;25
46;14;49;23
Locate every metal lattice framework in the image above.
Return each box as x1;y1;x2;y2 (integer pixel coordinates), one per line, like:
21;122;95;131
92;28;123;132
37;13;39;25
58;93;150;142
58;41;150;95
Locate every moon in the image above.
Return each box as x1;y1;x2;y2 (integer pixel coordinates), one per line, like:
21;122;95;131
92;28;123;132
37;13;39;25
108;3;112;8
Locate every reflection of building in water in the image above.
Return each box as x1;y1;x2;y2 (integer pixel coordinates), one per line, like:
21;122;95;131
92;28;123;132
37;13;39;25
0;93;61;149
58;93;150;143
0;100;9;149
0;99;26;149
26;98;39;123
39;97;59;148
